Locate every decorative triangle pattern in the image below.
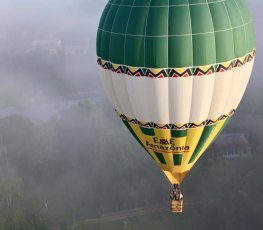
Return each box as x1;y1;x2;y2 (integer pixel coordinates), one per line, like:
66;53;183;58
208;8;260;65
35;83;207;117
97;50;255;78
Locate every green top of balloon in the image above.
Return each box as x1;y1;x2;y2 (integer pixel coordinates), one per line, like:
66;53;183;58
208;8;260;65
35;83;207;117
97;0;255;68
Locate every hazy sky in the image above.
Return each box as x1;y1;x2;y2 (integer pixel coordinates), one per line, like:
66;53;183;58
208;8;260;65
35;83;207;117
0;0;260;108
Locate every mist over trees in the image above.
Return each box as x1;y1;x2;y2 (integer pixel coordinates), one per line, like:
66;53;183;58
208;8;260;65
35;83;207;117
0;0;261;229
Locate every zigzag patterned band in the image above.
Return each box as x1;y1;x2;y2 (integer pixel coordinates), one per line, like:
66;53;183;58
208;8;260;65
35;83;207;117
98;50;255;78
118;110;235;130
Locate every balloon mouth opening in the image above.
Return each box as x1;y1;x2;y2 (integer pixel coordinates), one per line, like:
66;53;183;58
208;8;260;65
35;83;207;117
163;170;190;185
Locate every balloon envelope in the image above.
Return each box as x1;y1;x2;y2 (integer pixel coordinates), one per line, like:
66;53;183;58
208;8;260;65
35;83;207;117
96;0;255;184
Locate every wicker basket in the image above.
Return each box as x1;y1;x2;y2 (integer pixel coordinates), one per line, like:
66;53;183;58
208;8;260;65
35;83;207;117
170;199;183;213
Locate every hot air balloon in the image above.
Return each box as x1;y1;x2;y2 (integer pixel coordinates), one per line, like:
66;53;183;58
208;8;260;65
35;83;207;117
96;0;255;212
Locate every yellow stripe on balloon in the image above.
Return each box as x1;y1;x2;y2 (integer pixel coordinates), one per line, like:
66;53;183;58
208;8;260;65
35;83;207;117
189;119;227;166
128;123;159;163
182;127;204;165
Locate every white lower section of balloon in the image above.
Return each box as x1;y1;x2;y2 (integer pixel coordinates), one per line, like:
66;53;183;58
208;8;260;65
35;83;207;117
99;60;254;124
224;60;254;113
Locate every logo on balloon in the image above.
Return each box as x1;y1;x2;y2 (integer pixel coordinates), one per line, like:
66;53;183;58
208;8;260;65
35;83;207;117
145;137;190;153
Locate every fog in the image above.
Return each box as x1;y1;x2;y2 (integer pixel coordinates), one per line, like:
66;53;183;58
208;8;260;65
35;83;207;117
0;0;261;229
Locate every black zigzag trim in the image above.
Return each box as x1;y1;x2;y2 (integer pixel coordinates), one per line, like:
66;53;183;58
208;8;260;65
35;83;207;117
126;68;145;76
216;62;233;72
98;49;255;78
146;69;168;78
194;65;216;76
169;68;192;77
119;110;235;131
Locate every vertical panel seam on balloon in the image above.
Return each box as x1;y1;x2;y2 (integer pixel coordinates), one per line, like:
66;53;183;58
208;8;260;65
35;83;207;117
143;0;152;67
220;1;237;117
188;1;217;162
109;0;123;63
206;0;217;124
122;0;138;127
100;3;113;62
181;0;195;166
223;0;236;57
232;0;250;111
108;0;125;114
233;0;248;54
167;0;172;166
123;0;136;65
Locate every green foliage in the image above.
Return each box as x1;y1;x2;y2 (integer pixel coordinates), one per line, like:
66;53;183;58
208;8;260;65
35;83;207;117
0;177;22;209
0;217;6;230
11;211;35;230
67;223;80;230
